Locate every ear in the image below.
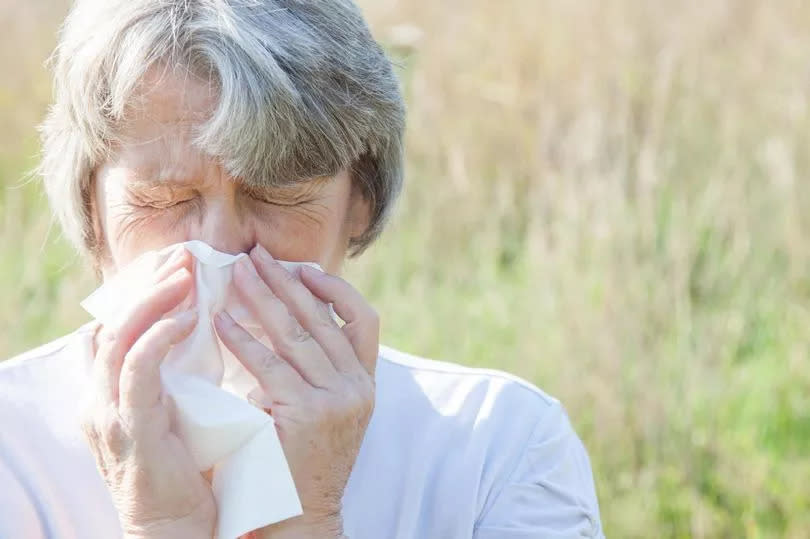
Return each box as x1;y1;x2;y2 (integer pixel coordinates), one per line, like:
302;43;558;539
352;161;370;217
345;152;381;244
347;175;373;242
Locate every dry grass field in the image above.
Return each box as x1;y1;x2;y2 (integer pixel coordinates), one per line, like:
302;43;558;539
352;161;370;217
2;1;809;537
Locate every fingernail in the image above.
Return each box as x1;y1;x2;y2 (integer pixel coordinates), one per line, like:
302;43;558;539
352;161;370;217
235;256;255;276
252;244;274;263
301;264;324;278
164;246;186;266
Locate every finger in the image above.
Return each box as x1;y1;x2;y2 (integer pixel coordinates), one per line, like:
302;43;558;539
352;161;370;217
299;265;380;377
213;311;308;404
119;310;198;413
151;246;193;284
94;267;194;405
90;251;192;404
249;245;357;374
232;255;337;388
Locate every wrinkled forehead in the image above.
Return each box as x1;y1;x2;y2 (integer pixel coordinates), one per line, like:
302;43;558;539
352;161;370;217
107;65;217;172
102;134;210;190
119;64;217;139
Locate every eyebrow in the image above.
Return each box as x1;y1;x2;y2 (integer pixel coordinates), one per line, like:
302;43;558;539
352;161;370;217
122;173;198;200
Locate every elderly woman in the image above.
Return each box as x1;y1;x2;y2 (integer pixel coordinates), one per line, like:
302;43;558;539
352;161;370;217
0;1;603;538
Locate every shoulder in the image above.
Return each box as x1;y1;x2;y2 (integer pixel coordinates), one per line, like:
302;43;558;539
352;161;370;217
373;344;575;469
2;333;76;370
1;323;96;374
372;345;603;537
374;342;584;467
377;344;559;402
376;344;559;425
0;324;96;421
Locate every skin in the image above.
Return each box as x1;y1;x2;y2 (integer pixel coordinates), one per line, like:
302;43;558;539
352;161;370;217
81;67;379;539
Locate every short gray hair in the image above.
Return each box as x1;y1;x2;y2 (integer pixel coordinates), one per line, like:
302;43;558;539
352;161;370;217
39;0;405;258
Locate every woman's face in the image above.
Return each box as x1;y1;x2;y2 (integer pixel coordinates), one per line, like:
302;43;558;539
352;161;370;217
92;68;370;279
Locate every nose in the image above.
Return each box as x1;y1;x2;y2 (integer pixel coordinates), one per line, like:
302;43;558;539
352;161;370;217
192;191;254;256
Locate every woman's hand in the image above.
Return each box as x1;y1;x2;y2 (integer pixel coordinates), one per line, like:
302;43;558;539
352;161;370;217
81;248;216;539
214;245;379;539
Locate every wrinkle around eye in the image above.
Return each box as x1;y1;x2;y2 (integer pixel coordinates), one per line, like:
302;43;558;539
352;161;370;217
239;177;332;207
264;200;332;234
245;191;311;207
126;180;199;208
135;198;196;210
113;198;199;243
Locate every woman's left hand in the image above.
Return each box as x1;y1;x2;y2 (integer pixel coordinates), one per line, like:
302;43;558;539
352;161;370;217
214;245;378;539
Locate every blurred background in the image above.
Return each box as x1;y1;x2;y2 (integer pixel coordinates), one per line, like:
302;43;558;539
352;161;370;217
2;1;809;537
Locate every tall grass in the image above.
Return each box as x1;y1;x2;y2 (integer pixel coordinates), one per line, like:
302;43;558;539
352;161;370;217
2;1;809;536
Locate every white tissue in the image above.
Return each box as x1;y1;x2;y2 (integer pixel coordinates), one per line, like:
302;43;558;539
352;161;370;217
80;240;310;539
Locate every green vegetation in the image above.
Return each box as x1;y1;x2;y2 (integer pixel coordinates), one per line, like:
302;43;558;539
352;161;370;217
2;1;809;536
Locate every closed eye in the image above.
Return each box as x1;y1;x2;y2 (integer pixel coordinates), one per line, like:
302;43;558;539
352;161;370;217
249;194;307;207
148;199;192;208
126;181;199;211
130;198;195;211
243;185;315;207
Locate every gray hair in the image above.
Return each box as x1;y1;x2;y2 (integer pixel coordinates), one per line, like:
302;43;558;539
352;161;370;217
39;0;405;258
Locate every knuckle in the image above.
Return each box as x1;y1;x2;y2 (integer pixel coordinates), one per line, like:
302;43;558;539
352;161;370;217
313;302;338;330
255;349;284;374
282;319;312;345
272;337;295;358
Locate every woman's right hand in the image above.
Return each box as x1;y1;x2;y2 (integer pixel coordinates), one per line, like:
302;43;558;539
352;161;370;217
80;247;216;539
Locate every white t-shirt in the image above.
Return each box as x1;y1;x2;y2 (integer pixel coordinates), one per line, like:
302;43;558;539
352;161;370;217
0;323;604;538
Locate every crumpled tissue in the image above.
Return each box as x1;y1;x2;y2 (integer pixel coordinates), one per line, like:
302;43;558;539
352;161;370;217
80;240;318;539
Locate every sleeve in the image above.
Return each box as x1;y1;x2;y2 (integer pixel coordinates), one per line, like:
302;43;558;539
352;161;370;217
473;402;604;539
